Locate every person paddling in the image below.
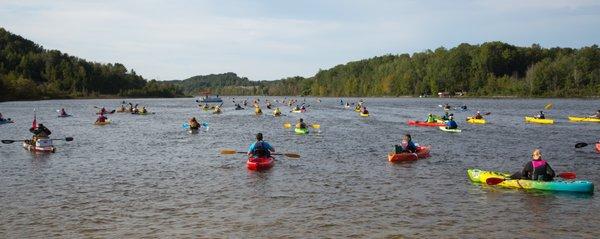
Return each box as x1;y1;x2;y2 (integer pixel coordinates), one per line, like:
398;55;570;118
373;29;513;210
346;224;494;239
472;111;483;119
140;107;148;114
510;149;555;181
247;133;275;158
296;118;307;129
188;117;201;130
273;107;282;116
29;123;52;144
590;110;600;119
426;113;436;123
445;116;458;129
96;113;108;123
535;111;545;119
235;103;244;110
361;106;369;115
441;112;451;121
394;134;418;153
59;108;68;116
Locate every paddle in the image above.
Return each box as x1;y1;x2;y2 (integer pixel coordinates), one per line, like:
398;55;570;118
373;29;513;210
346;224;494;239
182;122;209;130
219;149;300;158
544;103;553;110
283;122;319;129
575;142;598;148
486;172;577;185
2;137;74;144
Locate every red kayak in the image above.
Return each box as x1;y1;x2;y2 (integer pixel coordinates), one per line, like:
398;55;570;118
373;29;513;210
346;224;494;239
247;157;275;171
407;120;445;127
388;146;431;162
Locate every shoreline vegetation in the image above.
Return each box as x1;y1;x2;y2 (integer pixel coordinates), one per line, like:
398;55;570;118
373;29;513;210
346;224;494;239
2;27;600;102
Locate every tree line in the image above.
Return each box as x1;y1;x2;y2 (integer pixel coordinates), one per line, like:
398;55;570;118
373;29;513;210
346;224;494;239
2;26;599;100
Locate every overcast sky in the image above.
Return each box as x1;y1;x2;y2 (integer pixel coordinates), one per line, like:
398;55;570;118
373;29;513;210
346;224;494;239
1;0;599;81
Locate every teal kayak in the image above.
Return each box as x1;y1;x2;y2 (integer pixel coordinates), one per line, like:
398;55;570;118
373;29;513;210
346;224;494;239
294;127;309;135
438;126;461;133
467;168;594;194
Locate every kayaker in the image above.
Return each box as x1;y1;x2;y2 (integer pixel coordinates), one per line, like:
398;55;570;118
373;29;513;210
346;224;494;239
99;107;107;114
189;117;200;130
118;105;126;112
441;112;450;121
590;110;600;118
510;149;555;181
443;103;451;110
461;105;468;110
247;133;275;158
472;111;483;119
294;105;301;111
30;123;52;142
296;118;307;129
59;108;68;116
354;105;361;111
362;107;369;114
536;111;545;119
274;107;282;116
340;99;343;105
235;104;244;110
445;116;458;129
96;113;108;123
243;99;248;106
255;107;262;114
394;134;417;153
140;107;148;114
300;105;306;111
426;114;436;123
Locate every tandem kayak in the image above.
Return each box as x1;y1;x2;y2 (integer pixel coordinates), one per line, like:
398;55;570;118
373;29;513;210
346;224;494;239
388;146;431;163
524;116;554;124
359;112;369;117
467;168;594;194
568;116;600;123
438;126;461;133
22;139;55;153
295;127;309;135
94;119;111;125
466;117;486;124
407;120;445;127
247;157;274;171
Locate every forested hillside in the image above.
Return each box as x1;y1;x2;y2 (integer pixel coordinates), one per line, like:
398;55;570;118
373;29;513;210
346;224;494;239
0;28;181;101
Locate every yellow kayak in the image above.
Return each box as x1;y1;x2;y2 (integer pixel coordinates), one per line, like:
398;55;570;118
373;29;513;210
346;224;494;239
359;112;369;117
466;117;486;124
568;116;600;123
524;116;554;124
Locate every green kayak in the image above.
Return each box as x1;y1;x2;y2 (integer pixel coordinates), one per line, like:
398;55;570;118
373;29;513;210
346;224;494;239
467;168;594;194
294;127;309;135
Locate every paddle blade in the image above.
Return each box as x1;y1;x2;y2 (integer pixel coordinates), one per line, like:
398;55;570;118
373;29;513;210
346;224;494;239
182;123;189;129
544;103;553;110
283;153;301;158
283;122;292;128
1;140;15;144
311;124;320;129
485;177;505;185
484;112;492;115
65;137;74;142
574;142;588;148
220;149;238;154
558;172;576;180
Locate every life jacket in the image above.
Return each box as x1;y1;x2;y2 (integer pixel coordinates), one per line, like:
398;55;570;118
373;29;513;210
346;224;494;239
253;141;269;157
531;159;549;180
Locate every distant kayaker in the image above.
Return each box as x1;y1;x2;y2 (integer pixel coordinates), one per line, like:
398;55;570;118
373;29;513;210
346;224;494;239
394;134;417;153
441;112;450;121
340;99;344;105
296;118;307;129
472;111;483;119
294;105;301;111
99;107;107;114
59;108;68;116
536;111;545;119
213;106;222;114
247;133;275;158
443;103;451;110
140;107;148;114
510;149;555;181
461;105;468;110
274;108;282;116
426;114;436;123
30;123;51;142
235;104;244;110
118;105;126;112
188;117;200;130
591;110;600;118
362;107;369;115
243;99;248;106
300;105;306;111
96;113;108;123
445;116;458;129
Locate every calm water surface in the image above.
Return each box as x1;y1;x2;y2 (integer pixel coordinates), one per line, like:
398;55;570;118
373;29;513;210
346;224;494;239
0;98;599;238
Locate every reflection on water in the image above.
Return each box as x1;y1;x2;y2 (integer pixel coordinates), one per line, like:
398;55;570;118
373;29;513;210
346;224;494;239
0;97;598;237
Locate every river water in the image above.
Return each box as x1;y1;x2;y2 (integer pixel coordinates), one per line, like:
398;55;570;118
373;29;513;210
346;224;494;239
0;97;599;238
